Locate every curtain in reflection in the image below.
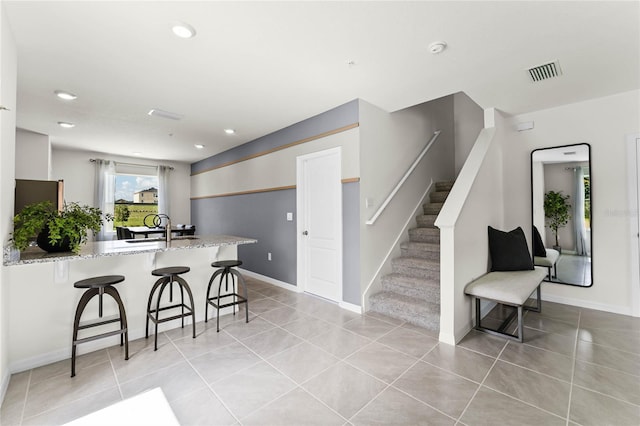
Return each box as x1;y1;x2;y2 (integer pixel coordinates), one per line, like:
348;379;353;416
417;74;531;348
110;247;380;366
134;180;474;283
157;165;171;220
574;167;587;255
94;159;115;240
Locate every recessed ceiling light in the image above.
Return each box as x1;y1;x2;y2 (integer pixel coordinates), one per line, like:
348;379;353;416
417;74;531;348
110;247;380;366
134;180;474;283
54;90;77;100
224;128;235;135
172;22;196;39
194;144;205;149
57;121;75;128
132;152;142;156
428;41;447;54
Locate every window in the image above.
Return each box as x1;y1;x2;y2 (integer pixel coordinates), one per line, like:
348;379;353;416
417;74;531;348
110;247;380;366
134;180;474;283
113;174;159;227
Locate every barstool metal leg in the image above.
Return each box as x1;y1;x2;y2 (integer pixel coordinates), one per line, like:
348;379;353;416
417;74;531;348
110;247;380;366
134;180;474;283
205;269;224;322
105;286;129;360
71;288;98;377
146;277;165;339
230;269;249;324
153;278;171;351
174;276;197;339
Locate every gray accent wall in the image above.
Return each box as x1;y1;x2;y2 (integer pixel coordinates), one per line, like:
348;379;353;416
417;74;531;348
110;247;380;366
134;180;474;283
192;189;297;284
342;181;360;304
191;183;361;305
191;99;359;175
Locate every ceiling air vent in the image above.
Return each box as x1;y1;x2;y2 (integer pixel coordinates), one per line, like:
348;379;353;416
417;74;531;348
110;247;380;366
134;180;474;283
527;60;562;83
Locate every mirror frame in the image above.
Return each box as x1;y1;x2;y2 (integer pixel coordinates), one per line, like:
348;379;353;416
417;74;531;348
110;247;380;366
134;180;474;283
530;143;592;287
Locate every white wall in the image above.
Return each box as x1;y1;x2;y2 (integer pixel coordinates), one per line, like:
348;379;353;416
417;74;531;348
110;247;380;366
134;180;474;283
51;148;192;228
15;128;50;180
436;109;505;344
0;2;17;401
502;90;640;314
453;92;484;176
359;97;455;297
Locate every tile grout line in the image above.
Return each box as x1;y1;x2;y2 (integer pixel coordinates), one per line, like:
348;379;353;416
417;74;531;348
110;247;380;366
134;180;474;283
347;341;458;424
105;346;125;400
566;309;581;426
167;330;244;426
18;369;32;426
455;340;508;424
227;329;350;424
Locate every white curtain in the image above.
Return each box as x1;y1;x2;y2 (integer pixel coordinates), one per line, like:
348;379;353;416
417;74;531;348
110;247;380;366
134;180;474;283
157;165;171;220
574;167;587;256
94;159;115;241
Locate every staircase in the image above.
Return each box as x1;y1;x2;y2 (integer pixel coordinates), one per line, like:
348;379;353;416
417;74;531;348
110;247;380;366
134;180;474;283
368;181;454;330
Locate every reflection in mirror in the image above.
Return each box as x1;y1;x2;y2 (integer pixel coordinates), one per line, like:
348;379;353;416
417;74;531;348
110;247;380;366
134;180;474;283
531;144;592;287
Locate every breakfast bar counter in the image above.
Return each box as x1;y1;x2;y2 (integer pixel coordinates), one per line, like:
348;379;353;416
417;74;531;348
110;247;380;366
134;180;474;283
4;235;257;374
4;235;257;266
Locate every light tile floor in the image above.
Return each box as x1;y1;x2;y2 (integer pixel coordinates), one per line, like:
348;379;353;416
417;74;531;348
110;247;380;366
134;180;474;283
2;276;639;425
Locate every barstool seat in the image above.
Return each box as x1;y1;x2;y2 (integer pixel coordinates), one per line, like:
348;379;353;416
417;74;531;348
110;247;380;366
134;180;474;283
146;266;196;350
72;275;128;377
206;260;249;332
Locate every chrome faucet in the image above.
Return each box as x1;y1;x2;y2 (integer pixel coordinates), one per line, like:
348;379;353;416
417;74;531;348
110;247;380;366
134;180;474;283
155;214;171;244
165;217;171;244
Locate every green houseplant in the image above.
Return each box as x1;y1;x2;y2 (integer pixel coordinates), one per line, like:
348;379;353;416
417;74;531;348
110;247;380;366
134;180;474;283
13;201;112;253
543;190;571;252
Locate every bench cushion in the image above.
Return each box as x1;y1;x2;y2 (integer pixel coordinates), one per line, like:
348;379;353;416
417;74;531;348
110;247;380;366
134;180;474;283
464;267;547;305
534;248;560;268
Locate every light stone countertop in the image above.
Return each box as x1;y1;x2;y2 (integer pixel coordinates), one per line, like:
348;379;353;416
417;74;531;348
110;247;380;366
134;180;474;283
3;235;257;266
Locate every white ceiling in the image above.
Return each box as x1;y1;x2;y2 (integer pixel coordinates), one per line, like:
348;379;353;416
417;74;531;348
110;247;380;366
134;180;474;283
5;1;639;163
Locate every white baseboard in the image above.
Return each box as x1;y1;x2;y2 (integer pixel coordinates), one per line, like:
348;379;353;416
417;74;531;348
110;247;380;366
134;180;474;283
9;325;152;374
542;293;633;316
339;301;362;314
1;369;10;407
238;269;300;293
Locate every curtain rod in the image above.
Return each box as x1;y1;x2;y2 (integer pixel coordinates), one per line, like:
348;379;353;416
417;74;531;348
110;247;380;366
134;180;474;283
90;158;174;170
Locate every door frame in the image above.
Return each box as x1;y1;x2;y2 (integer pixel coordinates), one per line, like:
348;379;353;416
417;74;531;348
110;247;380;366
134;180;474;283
627;133;640;317
296;147;343;301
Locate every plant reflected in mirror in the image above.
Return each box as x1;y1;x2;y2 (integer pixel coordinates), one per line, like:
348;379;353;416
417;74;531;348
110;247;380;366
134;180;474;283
531;144;592;287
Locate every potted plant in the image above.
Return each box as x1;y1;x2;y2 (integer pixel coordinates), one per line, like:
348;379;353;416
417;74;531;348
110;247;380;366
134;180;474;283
543;190;571;253
12;201;112;253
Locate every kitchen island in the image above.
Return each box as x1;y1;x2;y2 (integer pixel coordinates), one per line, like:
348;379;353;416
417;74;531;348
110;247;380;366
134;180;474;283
4;235;256;373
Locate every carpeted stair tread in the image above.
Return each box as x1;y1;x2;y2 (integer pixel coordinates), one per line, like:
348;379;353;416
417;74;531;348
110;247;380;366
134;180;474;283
400;241;440;260
381;273;440;300
416;214;438;228
429;191;450;203
369;291;440;330
436;181;455;192
391;257;440;280
423;203;444;215
408;227;439;243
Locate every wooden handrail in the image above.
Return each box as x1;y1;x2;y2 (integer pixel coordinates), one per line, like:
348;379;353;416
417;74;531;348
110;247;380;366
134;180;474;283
366;130;441;225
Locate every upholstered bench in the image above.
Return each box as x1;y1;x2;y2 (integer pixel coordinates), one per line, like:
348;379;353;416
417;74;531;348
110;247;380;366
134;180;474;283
464;266;547;342
534;248;560;281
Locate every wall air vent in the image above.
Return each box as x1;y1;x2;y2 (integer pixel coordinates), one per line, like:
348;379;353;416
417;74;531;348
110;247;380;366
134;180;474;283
148;109;184;121
527;60;562;82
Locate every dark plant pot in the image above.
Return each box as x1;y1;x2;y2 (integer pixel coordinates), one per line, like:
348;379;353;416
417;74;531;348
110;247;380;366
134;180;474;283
553;245;562;254
37;228;72;253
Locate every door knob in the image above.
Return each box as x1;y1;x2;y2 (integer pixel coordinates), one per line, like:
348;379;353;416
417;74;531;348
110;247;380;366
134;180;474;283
302;230;308;236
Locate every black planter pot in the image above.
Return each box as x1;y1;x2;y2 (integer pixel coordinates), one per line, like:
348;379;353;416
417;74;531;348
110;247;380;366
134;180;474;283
36;228;72;253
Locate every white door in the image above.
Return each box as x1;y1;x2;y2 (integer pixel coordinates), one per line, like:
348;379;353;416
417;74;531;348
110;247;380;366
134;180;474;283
296;147;343;302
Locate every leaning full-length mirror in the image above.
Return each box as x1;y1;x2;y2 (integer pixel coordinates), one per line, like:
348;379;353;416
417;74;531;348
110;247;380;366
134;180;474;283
531;144;592;287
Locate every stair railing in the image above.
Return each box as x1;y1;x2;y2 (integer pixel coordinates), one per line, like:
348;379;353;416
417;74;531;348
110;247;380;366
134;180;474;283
366;130;441;225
